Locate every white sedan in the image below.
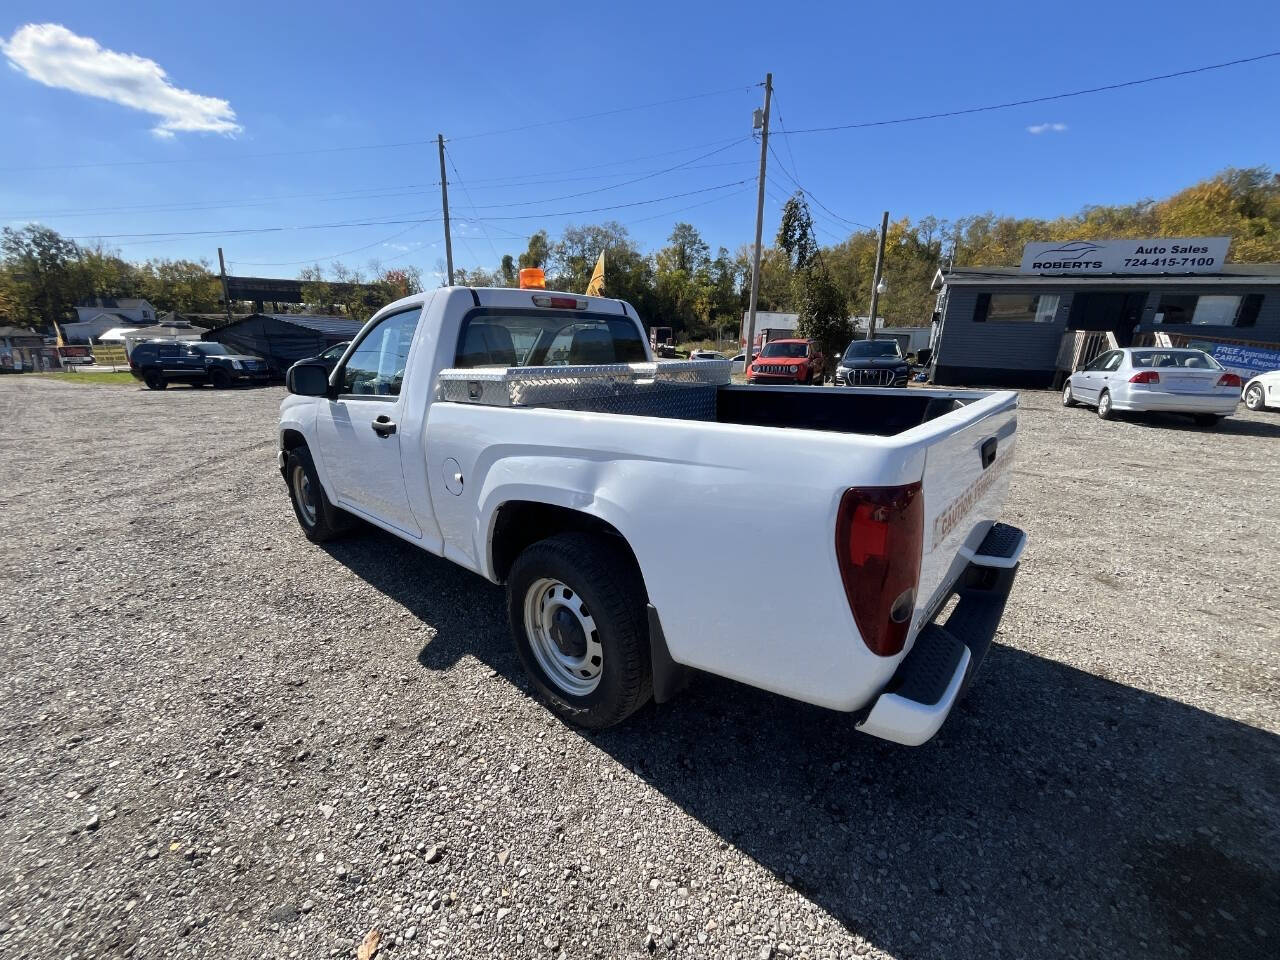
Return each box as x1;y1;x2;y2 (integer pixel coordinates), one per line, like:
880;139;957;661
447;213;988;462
1063;347;1242;426
1243;369;1280;412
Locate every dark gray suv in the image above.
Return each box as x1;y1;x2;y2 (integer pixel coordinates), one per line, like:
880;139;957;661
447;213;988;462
129;341;270;390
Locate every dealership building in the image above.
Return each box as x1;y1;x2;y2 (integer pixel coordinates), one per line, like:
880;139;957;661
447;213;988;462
929;237;1280;387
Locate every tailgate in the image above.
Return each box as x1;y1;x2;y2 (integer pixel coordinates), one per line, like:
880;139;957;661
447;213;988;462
912;394;1018;634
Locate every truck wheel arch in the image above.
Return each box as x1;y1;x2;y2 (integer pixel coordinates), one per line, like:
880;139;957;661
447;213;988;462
489;500;644;589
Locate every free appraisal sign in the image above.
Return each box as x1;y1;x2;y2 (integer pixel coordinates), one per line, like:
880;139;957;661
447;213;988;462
1019;237;1231;275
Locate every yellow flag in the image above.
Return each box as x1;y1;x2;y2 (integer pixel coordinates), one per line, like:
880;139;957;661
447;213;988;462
585;250;605;296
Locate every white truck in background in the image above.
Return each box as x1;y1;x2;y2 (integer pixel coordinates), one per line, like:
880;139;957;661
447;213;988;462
278;285;1026;745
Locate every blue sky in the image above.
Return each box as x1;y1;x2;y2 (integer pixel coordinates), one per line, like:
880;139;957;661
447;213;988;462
3;1;1279;282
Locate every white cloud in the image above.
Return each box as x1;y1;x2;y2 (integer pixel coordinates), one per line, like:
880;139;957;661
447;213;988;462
1;23;241;137
1027;122;1068;135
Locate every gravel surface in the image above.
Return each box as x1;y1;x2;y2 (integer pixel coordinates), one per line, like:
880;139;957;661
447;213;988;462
1;376;1277;960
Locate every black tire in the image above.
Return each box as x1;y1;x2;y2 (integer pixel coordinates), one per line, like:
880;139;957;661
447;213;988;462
1244;383;1265;411
1062;382;1077;407
209;367;232;389
507;532;652;729
1193;414;1222;428
1097;389;1115;420
285;446;351;543
143;370;166;390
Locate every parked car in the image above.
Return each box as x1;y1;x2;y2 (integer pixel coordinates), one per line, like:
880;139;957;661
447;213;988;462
129;340;270;390
729;352;751;376
279;286;1025;745
688;349;725;361
298;341;350;373
1062;347;1242;425
835;339;911;387
746;338;825;385
1243;369;1280;412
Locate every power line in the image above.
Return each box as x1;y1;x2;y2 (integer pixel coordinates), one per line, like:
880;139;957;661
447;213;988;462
766;141;874;232
445;146;502;265
782;51;1280;135
65;180;750;241
451;139;750;210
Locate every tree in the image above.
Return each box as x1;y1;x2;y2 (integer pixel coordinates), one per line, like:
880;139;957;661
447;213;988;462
777;195;851;367
518;230;551;270
1;225;83;331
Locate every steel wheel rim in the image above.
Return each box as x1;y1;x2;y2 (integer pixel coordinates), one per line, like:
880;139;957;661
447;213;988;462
1099;393;1111;415
292;465;317;526
1063;383;1072;403
523;577;603;696
1246;385;1262;408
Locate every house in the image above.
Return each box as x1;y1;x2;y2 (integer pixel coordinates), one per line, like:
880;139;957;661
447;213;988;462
63;297;159;343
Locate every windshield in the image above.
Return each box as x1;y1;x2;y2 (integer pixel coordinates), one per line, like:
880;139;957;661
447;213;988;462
192;343;232;356
1130;349;1220;369
760;342;808;359
843;340;901;360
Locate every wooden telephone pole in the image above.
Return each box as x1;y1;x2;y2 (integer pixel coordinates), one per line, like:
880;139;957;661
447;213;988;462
438;134;454;286
743;73;772;364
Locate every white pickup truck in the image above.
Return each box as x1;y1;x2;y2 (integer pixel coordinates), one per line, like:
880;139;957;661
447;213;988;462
278;286;1026;745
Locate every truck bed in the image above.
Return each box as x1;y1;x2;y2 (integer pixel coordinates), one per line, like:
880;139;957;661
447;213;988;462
436;361;973;437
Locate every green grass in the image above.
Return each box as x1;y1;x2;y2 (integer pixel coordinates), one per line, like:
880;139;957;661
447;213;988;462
37;371;138;386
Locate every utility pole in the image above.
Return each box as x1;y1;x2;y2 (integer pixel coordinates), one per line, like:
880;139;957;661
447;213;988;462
437;134;454;286
743;73;772;366
217;247;232;326
864;210;889;340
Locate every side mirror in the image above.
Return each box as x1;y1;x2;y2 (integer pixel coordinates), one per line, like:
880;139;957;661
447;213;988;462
287;362;331;397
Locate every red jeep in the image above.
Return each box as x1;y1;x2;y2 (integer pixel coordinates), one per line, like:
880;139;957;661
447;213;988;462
747;338;825;385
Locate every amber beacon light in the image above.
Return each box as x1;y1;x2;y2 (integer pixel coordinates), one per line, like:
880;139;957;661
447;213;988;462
519;268;546;289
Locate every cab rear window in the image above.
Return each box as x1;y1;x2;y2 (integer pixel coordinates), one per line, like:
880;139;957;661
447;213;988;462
455;311;647;368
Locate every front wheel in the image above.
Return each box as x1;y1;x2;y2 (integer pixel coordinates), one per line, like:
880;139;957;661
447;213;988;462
209;367;232;389
1062;382;1077;407
285;446;352;543
1097;390;1115;420
507;533;652;729
1244;384;1265;411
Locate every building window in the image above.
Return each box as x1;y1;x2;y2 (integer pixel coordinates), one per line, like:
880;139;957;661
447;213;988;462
974;293;1060;323
1154;294;1262;327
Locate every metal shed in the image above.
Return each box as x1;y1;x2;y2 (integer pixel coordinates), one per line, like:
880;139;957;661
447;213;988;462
203;313;364;374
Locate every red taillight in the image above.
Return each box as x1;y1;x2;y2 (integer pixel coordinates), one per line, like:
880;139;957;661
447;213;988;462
1129;371;1160;384
834;482;924;658
1217;373;1242;388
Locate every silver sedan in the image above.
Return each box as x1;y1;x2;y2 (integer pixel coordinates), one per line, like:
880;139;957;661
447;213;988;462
1062;348;1242;426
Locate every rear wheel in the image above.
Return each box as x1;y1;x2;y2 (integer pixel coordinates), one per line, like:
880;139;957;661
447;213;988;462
143;370;166;390
209;367;232;389
1062;382;1077;407
285;446;351;543
1244;383;1265;411
507;532;651;729
1097;390;1115;420
1193;414;1222;428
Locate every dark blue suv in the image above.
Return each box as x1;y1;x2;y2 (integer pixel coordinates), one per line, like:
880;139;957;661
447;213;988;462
129;340;270;390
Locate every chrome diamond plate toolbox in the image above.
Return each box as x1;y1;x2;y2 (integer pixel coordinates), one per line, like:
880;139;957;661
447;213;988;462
435;359;730;415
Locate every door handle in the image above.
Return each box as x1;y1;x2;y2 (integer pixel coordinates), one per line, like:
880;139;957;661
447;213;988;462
371;415;397;437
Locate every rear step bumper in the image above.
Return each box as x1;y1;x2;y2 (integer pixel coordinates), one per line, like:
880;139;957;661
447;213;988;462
856;524;1024;746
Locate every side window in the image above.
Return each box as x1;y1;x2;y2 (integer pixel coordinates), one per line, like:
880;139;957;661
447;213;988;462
1085;351;1114;372
1103;352;1124;372
158;344;179;359
339;308;422;398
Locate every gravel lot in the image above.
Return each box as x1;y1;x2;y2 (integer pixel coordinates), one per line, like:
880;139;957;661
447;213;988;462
1;376;1277;960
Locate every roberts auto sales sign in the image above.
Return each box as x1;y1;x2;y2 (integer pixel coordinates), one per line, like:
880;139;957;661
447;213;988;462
1019;237;1231;275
